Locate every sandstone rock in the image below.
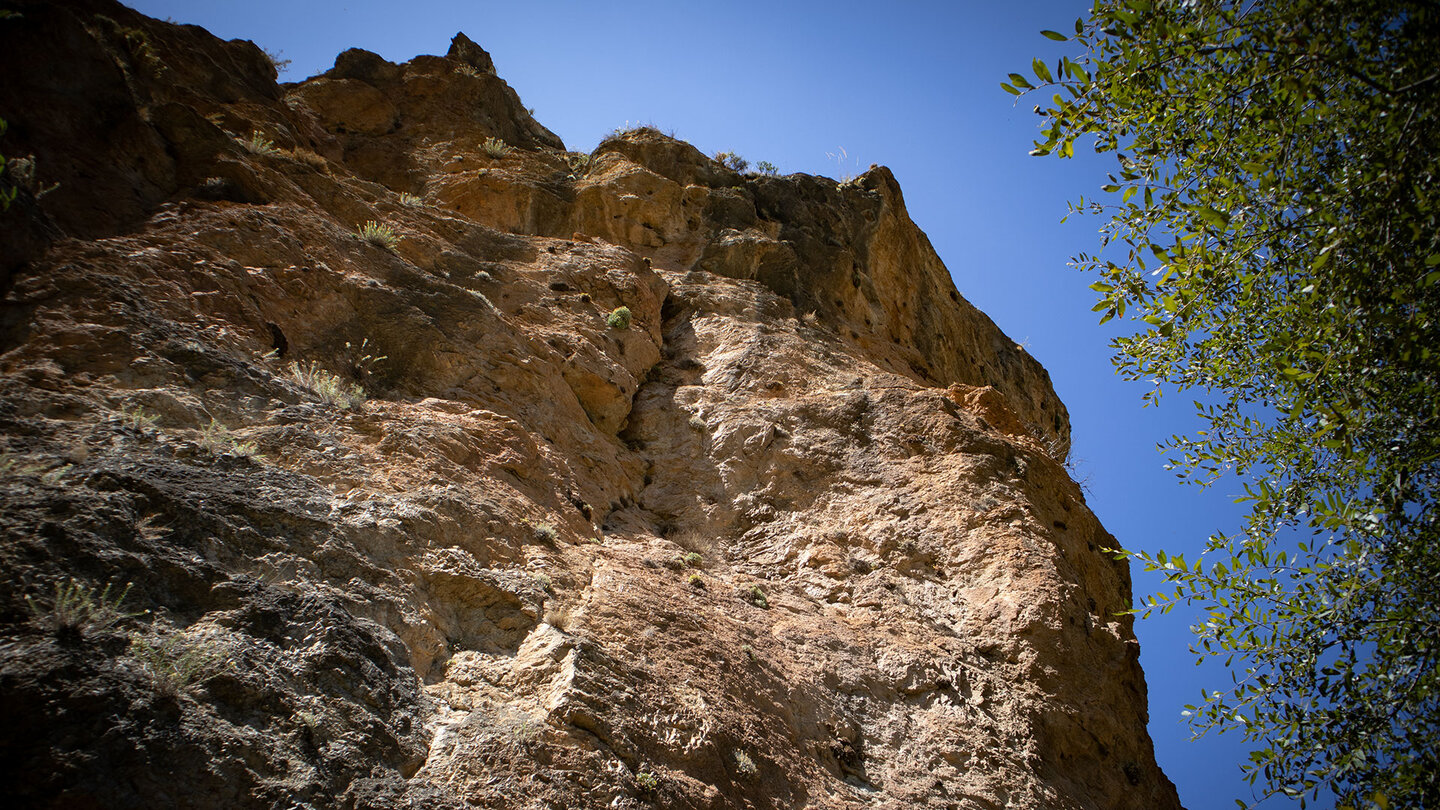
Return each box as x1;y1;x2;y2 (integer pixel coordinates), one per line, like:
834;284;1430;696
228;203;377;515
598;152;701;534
0;3;1180;808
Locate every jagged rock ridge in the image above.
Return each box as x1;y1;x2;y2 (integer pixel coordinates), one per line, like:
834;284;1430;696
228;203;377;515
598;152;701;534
0;2;1181;809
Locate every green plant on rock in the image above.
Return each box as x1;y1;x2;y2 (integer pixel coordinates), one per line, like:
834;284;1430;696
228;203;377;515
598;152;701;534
606;306;632;330
754;160;779;176
687;573;705;589
287;361;366;410
27;580;138;641
115;403;160;432
481;136;511;158
733;749;758;777
128;628;229;695
635;771;659;792
237;131;278;157
398;191;424;207
198;419;259;457
356;220;401;252
680;552;702;569
746;585;768;609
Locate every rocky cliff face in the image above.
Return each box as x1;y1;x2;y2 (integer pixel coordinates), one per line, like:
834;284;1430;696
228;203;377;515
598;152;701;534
0;3;1181;809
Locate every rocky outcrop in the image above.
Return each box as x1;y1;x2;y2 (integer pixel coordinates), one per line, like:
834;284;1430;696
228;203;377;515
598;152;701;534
0;2;1179;808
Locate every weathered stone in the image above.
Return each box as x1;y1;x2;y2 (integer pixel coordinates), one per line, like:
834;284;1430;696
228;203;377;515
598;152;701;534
0;2;1180;808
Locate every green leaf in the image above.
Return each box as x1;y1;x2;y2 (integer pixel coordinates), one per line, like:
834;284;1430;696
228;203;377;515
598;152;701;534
1032;58;1053;84
1001;82;1021;96
1041;29;1069;41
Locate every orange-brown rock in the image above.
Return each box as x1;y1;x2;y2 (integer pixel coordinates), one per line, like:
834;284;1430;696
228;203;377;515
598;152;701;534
0;2;1180;809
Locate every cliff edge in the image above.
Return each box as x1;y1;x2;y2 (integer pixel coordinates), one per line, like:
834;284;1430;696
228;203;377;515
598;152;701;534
0;2;1180;809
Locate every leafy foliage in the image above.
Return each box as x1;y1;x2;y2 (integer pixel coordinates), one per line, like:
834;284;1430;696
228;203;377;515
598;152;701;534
1014;1;1440;807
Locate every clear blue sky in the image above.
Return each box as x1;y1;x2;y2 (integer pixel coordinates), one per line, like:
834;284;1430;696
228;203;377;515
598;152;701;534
123;2;1295;807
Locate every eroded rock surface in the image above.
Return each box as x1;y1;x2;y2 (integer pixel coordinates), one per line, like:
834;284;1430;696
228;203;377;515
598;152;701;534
0;2;1180;808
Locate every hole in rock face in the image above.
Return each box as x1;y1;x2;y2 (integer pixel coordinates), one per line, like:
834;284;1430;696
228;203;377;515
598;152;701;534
266;322;288;357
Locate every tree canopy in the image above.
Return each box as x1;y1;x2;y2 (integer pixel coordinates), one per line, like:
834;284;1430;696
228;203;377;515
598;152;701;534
1011;0;1439;806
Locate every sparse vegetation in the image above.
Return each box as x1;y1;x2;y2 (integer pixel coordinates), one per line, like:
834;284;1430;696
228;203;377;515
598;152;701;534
746;585;768;609
198;419;259;457
532;523;558;544
238;131;279;156
356;220;401;252
287;361;366;409
0;452;48;479
734;750;758;777
481;136;511;158
681;552;703;569
96;15;164;75
280;147;328;171
454;64;482;78
0;118;17;210
398;192;424;207
27;579;138;640
687;573;705;589
128;628;228;695
261;47;291;76
741;643;757;662
115;403;160;431
532;573;553;594
754;160;779;176
606;306;632;330
714;151;748;173
688;415;706;432
635;771;659;792
566;153;591;178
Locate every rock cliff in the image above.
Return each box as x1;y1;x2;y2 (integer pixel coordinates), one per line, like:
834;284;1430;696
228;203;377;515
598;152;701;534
0;2;1181;808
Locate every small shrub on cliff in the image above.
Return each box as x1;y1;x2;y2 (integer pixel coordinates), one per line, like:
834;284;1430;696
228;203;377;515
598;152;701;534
481;137;511;158
454;64;482;78
745;585;768;609
261;48;291;77
606;306;632;330
398;192;424;208
754;160;779;176
733;750;759;777
27;579;138;641
532;523;558;544
687;573;705;589
198;419;258;458
128;628;228;695
287;361;366;410
635;771;659;792
714;151;748;173
356;221;401;252
238;131;279;157
681;552;703;569
114;404;159;432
